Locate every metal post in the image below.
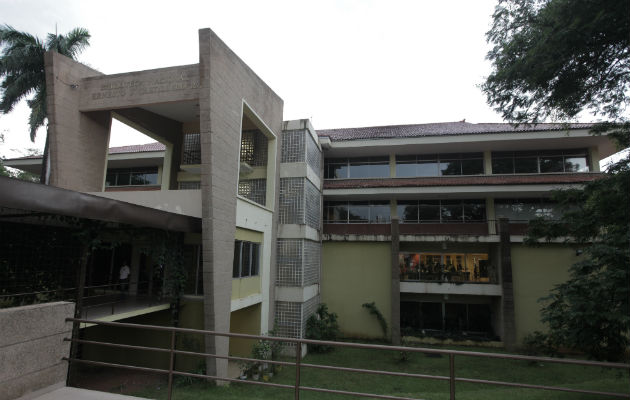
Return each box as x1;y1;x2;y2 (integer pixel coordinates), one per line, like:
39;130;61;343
167;330;176;400
294;340;302;400
449;354;456;400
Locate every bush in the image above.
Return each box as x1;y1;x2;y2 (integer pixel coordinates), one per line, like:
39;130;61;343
306;304;340;353
522;331;561;359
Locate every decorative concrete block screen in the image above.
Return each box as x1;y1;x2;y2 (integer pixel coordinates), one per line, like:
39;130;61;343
279;177;321;230
241;130;268;167
306;133;322;177
238;179;266;205
275;295;320;341
0;302;74;400
281;130;305;163
182;133;201;165
277;239;321;287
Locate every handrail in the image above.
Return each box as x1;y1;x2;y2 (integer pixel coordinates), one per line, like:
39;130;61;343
63;318;630;400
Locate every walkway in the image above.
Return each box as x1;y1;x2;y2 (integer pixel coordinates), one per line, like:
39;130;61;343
28;387;148;400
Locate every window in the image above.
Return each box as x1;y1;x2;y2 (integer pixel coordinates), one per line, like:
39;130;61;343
397;199;486;223
395;153;483;177
324;201;391;223
491;149;589;174
494;198;559;221
399;252;494;283
105;168;158;187
324;157;390;179
232;240;260;278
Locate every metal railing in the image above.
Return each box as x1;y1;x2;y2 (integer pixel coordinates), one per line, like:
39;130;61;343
63;318;630;400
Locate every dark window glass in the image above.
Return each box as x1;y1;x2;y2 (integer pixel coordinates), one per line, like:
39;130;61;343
131;173;147;185
440;200;463;222
564;156;588;172
440;160;461;175
398;201;419;222
514;157;538;173
461;159;484;175
324;202;348;223
463;201;486;222
326;163;348;179
144;172;158;185
232;241;241;278
116;172;130;186
419;201;441;222
348;161;389;178
241;242;251;276
539;156;564;173
250;244;259;276
105;173;116;187
348;203;370;222
492;158;513;174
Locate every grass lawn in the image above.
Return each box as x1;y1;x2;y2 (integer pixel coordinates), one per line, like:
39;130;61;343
133;343;629;400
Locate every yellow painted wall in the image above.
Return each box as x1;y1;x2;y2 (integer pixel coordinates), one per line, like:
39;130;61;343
232;276;261;300
322;242;391;339
511;244;577;343
229;303;261;357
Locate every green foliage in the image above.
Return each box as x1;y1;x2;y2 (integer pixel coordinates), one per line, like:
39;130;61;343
483;0;630;123
306;303;340;353
362;301;388;340
521;331;561;358
0;25;91;140
524;148;629;361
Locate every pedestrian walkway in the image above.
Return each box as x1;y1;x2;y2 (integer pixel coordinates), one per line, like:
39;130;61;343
28;387;149;400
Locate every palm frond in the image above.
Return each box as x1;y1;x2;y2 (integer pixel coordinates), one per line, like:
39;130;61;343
26;87;46;141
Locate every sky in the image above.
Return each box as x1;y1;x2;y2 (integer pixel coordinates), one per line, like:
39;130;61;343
0;0;506;158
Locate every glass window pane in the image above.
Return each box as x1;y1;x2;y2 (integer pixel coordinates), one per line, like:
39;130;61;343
440;201;463;222
329;164;348;179
369;163;391;178
348;163;372;178
492;158;514;174
117;172;130;186
397;201;419;222
419;201;441;222
461;159;484;175
417;161;439;176
348;203;369;222
514;157;538;173
370;203;391;223
325;202;347;223
464;201;486;222
539;156;564;173
105;172;116;187
144;172;158;185
232;241;241;278
440;160;461;175
251;244;259;276
130;173;147;185
396;162;417;177
241;242;251;276
564;156;589;172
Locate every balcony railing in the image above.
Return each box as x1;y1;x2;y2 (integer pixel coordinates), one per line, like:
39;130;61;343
400;265;498;284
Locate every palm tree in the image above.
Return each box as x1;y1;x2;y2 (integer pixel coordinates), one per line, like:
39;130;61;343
0;25;90;183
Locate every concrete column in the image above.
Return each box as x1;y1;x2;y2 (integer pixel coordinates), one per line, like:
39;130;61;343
498;218;517;350
162;144;173;190
389;153;396;177
483;150;492;175
390;216;401;345
588;146;600;172
486;197;496;235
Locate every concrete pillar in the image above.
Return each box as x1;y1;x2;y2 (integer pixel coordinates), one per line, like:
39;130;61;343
498;218;517;349
389;153;396;177
588;146;600;172
390;216;401;345
486;197;496;235
483;150;493;175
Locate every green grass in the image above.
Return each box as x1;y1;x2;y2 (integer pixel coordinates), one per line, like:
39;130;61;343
133;344;629;400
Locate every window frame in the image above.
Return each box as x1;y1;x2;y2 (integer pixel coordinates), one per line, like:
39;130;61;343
232;240;261;278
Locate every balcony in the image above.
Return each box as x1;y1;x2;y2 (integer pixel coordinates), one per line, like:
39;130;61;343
400;265;501;296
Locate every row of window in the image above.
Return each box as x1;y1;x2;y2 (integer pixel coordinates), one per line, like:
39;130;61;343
323;149;589;179
323;199;559;223
105;168;158;187
232;240;260;278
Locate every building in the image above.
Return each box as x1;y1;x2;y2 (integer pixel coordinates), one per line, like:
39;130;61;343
0;27;618;394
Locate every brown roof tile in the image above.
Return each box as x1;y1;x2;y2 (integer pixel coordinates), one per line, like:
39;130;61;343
317;122;593;142
323;173;604;189
109;142;166;154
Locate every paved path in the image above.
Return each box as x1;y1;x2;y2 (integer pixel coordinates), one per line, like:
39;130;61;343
31;387;149;400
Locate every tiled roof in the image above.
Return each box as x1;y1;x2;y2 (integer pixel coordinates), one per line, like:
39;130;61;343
317;122;593;142
109;142;166;154
323;173;603;190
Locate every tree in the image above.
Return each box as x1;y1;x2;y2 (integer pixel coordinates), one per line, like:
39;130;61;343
0;25;90;183
483;0;630;361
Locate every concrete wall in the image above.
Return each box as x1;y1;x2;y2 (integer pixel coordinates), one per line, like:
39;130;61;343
89;189;202;218
44;52;110;192
198;28;283;380
511;244;576;343
0;302;74;400
321;242;391;339
229;304;262;357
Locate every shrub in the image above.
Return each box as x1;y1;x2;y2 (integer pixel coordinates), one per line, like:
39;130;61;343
306;304;340;353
